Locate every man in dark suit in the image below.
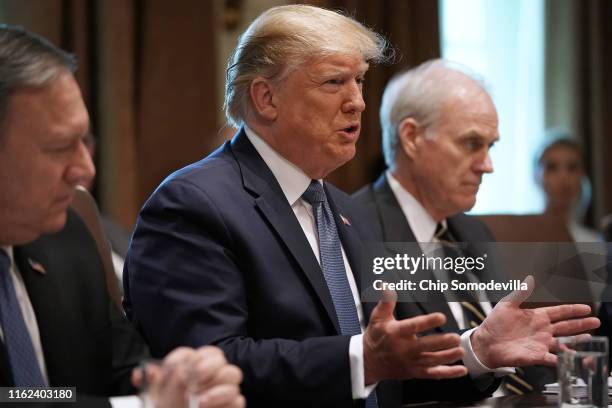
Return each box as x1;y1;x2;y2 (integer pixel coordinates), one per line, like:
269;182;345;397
0;25;244;408
123;6;598;408
123;5;478;408
353;59;597;395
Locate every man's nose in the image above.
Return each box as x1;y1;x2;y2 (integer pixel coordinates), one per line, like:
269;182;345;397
66;141;96;187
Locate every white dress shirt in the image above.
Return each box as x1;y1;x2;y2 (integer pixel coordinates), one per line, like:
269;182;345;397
386;172;513;380
0;246;49;385
244;125;374;399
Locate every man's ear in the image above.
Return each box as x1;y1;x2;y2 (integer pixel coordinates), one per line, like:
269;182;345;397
250;77;277;121
398;117;421;160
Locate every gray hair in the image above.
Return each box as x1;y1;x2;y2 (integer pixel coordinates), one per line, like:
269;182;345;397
380;59;487;168
0;25;76;136
224;4;389;128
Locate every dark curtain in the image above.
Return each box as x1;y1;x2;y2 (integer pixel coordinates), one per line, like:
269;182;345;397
0;0;442;224
305;0;441;193
0;0;218;229
546;0;612;223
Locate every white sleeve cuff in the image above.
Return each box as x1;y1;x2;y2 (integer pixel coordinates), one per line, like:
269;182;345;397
109;396;140;408
349;334;378;399
460;328;515;378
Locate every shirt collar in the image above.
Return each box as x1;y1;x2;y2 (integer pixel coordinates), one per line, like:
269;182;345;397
1;245;14;265
244;125;313;206
386;170;446;242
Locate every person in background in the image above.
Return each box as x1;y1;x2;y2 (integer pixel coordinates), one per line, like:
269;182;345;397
535;132;602;242
0;24;244;408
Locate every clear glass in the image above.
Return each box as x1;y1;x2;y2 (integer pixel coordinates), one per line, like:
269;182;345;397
557;336;609;408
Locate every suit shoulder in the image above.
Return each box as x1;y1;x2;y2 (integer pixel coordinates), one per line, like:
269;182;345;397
145;143;243;209
352;184;375;206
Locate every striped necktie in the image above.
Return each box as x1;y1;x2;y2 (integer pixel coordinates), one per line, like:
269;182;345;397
302;181;378;408
434;223;534;395
0;249;46;386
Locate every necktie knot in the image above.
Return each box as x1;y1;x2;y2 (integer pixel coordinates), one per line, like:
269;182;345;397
434;222;456;243
302;180;326;206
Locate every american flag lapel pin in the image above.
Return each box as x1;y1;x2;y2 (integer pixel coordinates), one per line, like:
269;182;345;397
340;214;351;226
28;258;47;275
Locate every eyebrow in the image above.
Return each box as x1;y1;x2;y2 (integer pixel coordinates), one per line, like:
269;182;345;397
459;130;499;143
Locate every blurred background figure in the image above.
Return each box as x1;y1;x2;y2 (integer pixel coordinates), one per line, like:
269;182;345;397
535;130;602;243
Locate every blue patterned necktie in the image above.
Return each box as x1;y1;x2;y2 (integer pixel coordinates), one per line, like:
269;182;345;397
302;181;378;408
0;249;46;386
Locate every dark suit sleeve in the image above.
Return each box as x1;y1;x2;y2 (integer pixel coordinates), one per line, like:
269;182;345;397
109;300;149;395
124;179;354;406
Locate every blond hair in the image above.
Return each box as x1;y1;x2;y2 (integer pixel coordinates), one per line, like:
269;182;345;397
224;4;389;127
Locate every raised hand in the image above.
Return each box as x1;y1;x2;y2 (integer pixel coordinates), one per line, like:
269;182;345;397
364;290;468;385
471;275;600;369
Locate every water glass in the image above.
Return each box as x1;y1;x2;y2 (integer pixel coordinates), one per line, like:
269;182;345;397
557;336;608;408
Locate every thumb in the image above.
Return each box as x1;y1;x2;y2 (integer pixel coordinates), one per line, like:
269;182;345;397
370;289;397;323
501;275;534;306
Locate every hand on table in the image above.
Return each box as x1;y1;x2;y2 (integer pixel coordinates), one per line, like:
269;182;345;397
132;346;244;408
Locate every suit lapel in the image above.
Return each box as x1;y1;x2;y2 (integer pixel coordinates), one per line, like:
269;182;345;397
229;130;341;333
14;240;67;384
372;175;458;332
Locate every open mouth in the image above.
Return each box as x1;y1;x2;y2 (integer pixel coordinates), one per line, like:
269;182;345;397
341;124;360;135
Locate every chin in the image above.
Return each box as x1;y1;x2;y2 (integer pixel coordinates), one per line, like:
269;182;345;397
456;196;477;213
42;212;69;235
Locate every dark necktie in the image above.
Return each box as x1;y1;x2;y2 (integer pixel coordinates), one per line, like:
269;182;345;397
302;181;378;408
434;223;487;328
434;223;533;395
0;249;46;386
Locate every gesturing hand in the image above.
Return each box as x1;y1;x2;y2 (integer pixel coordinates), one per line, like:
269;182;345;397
471;275;600;369
364;290;468;385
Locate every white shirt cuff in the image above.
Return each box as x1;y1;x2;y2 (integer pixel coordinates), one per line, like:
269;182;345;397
349;334;378;399
460;328;515;378
109;395;140;408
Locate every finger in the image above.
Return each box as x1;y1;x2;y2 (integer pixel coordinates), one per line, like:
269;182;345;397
542;304;592;322
189;352;229;389
412;364;468;379
131;367;143;388
395;312;447;337
369;289;397;323
163;347;195;367
552;317;600;336
539;352;557;367
411;332;461;353
499;275;534;306
196;384;242;408
213;365;243;386
203;365;243;389
414;347;464;366
229;395;246;408
550;334;592;353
